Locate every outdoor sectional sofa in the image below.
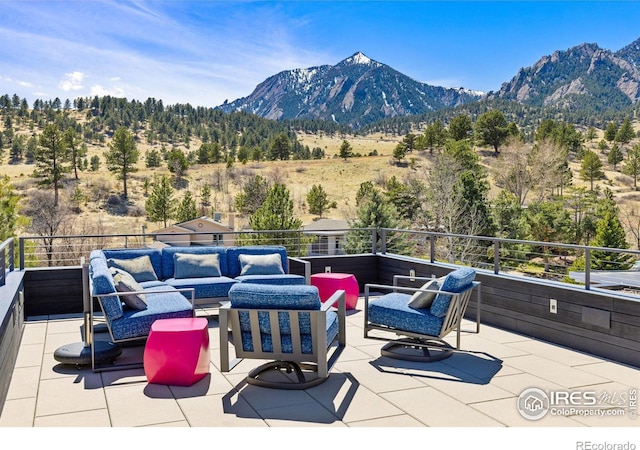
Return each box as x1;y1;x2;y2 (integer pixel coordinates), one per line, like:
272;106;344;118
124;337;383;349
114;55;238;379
88;245;310;309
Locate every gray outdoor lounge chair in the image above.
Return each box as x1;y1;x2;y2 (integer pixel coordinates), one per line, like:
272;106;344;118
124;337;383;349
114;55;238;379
364;266;480;362
220;283;346;389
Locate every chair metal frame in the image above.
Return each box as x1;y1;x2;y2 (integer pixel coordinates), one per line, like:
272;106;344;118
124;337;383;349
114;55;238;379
219;289;346;389
363;277;481;362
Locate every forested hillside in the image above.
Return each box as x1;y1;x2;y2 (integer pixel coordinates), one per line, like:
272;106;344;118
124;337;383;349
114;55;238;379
2;93;640;276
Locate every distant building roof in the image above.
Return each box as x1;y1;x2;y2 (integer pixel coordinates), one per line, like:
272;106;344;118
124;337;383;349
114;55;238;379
303;219;349;235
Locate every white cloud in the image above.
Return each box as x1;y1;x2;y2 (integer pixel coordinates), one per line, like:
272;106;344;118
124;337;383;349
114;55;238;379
90;84;126;98
59;71;85;91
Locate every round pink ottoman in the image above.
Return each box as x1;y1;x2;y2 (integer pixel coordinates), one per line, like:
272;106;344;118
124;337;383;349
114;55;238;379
310;272;359;310
144;317;210;386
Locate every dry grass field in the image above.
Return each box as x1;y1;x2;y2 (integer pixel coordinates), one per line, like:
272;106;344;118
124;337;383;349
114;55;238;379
3;122;640;243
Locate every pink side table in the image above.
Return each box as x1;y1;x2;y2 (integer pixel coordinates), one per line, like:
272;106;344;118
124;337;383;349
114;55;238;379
144;317;210;386
310;272;359;310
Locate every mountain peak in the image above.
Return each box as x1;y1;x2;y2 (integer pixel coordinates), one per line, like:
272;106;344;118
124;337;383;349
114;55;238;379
345;51;372;65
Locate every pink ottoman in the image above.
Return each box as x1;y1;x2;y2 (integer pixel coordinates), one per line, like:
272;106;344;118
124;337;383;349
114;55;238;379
310;273;359;310
144;317;210;386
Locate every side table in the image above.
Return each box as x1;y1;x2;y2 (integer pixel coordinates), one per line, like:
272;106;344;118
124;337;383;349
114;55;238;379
310;272;359;310
143;317;210;386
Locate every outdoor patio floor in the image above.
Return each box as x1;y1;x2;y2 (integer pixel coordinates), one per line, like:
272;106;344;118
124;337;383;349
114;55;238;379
1;295;638;445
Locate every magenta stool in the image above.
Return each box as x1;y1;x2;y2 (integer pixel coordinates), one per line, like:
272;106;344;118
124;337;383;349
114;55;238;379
310;273;359;310
144;317;210;386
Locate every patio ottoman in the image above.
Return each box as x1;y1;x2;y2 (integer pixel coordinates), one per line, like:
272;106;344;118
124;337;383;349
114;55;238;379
143;317;210;386
310;272;359;310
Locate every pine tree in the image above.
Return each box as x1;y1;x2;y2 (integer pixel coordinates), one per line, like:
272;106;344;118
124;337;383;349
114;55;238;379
339;139;353;160
175;191;198;223
34;123;69;206
145;174;174;227
580;150;604;191
105;126;138;199
590;210;634;270
623;143;640;190
607;144;624;170
241;183;302;251
307;184;334;218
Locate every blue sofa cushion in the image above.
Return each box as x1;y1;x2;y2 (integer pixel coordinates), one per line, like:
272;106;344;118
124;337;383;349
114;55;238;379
227;246;290;278
165;276;237;299
173;252;222;278
369;292;444;337
239;253;284;275
108;287;193;341
161;246;228;279
102;248;163;282
430;267;476;318
89;251;123;320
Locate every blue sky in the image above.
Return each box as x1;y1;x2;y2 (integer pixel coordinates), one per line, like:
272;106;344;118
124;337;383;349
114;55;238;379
1;1;640;108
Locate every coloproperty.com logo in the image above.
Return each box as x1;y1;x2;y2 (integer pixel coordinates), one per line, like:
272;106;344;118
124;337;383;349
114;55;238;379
517;387;637;421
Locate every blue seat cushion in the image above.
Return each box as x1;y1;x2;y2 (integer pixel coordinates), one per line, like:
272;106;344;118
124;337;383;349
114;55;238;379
108;287;193;341
164;276;237;299
430;267;476;318
234;274;306;285
368;292;444;337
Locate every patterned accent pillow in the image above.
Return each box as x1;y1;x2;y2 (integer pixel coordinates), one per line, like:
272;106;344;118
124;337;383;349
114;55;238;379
408;277;442;309
173;252;222;278
111;268;147;310
239;253;285;276
107;255;158;282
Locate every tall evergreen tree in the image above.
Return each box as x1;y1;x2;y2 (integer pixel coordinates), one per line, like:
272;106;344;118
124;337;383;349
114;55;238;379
474;110;509;155
241;183;302;251
105;126;138;199
580;150;604;191
145;174;174;227
623;143;640;190
590;209;634;270
175;191;198;223
34;123;69;206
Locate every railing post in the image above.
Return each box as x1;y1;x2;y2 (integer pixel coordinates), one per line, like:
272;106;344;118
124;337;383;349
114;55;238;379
141;225;146;247
585;248;591;290
371;228;377;254
429;235;435;263
381;229;387;255
297;231;301;257
494;240;500;275
19;237;25;270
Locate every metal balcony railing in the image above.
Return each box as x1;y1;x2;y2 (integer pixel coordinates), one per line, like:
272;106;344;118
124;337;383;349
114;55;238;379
12;228;640;294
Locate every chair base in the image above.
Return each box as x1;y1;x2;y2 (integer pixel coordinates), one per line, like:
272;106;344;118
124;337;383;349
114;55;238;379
381;338;454;362
246;361;328;390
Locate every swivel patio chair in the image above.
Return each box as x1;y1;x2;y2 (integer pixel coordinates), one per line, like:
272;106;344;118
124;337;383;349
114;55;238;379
220;283;346;389
364;266;480;362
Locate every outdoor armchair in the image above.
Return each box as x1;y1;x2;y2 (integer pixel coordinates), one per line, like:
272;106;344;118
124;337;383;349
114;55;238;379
364;266;480;362
220;283;346;389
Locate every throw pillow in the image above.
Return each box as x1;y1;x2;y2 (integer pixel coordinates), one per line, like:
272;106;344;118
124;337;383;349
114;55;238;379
173;252;222;278
408;277;442;309
111;268;147;310
107;255;158;283
239;253;285;276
